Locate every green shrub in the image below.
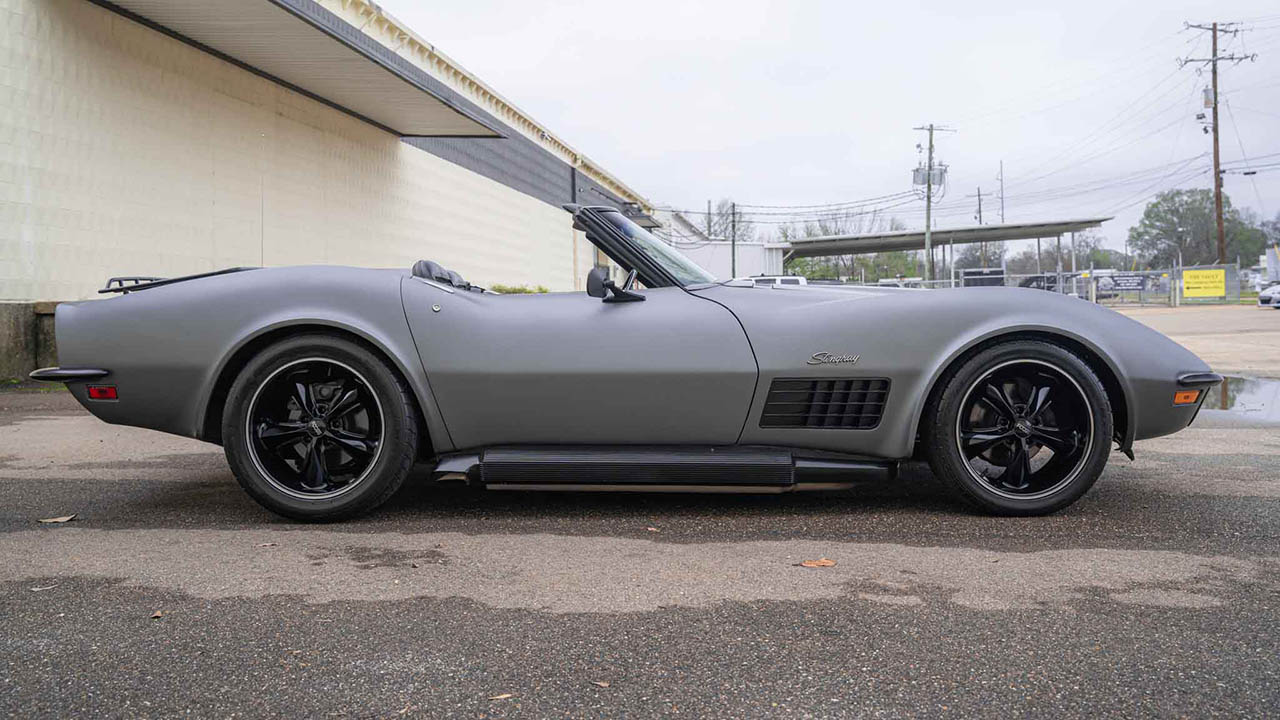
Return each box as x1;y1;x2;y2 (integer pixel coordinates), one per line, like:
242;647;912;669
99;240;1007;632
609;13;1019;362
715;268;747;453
489;283;550;294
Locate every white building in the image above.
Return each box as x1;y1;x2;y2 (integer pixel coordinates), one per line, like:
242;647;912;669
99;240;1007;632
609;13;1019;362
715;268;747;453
652;210;787;280
1;0;658;301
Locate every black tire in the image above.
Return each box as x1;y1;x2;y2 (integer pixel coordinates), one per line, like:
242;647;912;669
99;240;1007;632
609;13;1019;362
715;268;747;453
222;334;419;521
921;340;1112;516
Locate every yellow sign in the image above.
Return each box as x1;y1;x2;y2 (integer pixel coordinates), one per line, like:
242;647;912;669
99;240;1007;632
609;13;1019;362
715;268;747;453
1182;268;1226;298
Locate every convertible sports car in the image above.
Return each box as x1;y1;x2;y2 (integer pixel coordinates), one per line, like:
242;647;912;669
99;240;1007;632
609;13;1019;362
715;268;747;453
32;205;1222;520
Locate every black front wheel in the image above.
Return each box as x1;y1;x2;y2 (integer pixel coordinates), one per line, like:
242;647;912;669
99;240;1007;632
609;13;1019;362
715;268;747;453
922;340;1113;515
223;334;419;521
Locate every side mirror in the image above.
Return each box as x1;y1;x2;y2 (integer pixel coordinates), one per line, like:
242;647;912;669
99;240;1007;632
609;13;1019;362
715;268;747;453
585;267;645;303
587;266;608;299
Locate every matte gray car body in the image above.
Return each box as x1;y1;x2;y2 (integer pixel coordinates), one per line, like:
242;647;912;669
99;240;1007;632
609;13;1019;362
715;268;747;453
52;266;1210;460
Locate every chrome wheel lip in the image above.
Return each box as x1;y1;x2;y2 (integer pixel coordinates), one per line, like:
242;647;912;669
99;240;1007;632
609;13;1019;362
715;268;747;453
245;357;385;501
954;358;1094;501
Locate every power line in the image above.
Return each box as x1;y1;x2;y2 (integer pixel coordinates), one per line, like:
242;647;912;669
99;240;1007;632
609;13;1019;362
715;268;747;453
1223;99;1268;216
1001;71;1199;190
732;190;918;210
948;27;1193;127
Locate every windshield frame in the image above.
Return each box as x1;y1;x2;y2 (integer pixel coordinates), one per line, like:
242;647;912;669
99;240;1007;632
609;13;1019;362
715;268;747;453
589;209;718;288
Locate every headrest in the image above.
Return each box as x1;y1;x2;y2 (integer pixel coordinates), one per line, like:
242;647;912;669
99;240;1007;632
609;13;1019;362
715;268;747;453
412;260;449;283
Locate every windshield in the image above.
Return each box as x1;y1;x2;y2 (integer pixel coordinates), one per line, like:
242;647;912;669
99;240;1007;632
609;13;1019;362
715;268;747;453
598;210;717;286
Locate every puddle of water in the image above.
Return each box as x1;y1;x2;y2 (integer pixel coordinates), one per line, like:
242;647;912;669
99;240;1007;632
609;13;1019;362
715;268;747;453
1200;375;1280;423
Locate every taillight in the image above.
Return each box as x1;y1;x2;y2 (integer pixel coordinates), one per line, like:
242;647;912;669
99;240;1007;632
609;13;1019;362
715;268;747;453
87;385;118;400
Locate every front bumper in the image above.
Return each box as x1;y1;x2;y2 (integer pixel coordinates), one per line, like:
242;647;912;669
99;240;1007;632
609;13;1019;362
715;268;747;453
1177;372;1224;387
1176;371;1224;429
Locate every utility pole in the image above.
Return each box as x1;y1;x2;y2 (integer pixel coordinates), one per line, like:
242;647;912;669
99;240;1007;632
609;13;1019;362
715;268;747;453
1211;23;1224;263
730;201;737;278
1055;234;1063;294
1181;21;1255;264
976;186;986;270
1071;231;1078;295
912;123;954;281
998;161;1005;223
706;199;712;237
924;126;935;281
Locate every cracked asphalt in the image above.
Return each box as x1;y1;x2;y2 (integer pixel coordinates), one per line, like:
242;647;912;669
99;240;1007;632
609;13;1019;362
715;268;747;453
2;385;1277;718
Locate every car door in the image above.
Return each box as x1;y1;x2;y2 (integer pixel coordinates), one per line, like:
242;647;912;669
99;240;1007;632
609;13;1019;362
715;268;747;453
402;279;758;450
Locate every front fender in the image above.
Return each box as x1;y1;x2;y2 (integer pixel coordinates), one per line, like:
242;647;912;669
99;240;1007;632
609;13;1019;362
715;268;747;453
696;284;1207;459
905;321;1134;456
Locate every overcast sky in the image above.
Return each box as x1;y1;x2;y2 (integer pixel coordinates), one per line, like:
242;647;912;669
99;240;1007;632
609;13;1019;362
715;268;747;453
381;1;1279;256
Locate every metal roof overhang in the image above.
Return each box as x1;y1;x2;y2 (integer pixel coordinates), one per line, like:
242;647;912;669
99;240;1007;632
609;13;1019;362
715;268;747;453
785;218;1112;258
94;0;505;138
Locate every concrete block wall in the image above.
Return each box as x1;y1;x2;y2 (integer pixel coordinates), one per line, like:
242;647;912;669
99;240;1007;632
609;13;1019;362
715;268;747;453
0;302;56;380
1;0;587;302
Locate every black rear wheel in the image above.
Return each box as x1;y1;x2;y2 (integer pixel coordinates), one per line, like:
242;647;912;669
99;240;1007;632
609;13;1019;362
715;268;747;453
922;340;1112;515
223;335;418;521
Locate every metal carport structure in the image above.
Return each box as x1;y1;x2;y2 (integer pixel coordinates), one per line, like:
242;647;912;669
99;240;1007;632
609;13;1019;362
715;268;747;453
784;217;1113;286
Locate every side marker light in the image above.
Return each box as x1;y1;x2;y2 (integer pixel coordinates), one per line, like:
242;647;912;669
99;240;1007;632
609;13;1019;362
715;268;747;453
87;385;118;400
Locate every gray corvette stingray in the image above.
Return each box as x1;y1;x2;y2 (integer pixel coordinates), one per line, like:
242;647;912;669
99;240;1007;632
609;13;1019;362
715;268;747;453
33;205;1221;520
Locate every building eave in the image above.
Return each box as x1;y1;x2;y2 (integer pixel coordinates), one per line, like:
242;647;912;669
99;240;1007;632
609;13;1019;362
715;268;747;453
320;0;655;213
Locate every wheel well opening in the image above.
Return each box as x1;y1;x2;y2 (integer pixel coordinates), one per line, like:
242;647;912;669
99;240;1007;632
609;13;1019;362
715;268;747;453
201;325;431;456
920;331;1129;450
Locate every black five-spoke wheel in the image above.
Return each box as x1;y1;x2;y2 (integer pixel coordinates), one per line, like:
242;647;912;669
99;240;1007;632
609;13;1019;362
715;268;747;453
247;358;384;500
956;359;1092;500
223;334;418;521
922;340;1112;516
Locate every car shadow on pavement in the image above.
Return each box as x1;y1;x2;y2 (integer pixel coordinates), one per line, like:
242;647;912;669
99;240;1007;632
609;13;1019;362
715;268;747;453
28;459;983;534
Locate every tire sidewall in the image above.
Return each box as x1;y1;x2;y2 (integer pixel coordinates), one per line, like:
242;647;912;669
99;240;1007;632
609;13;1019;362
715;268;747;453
222;334;415;520
926;341;1113;515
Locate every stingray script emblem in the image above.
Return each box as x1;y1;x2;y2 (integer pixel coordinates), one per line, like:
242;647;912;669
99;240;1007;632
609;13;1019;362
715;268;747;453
807;352;860;366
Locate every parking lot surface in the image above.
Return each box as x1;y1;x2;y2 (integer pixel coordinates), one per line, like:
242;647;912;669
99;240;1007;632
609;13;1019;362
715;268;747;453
1118;304;1280;378
2;304;1278;717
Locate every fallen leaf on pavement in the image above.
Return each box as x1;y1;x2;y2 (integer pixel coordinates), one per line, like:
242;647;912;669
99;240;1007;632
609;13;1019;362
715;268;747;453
488;693;514;701
591;681;611;688
150;610;164;619
799;558;836;568
38;515;76;524
256;542;277;548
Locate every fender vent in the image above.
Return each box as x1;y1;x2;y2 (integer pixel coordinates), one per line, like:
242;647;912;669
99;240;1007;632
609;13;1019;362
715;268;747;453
760;378;890;429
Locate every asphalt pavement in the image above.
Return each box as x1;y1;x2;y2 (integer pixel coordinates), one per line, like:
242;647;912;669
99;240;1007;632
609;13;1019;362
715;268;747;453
2;378;1277;718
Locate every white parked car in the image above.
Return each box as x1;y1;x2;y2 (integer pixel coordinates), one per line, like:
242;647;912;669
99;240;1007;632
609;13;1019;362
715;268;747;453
1259;283;1280;308
743;275;808;287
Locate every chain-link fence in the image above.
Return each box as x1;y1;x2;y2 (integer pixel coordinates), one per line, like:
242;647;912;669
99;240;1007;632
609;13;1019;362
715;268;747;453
1088;270;1174;306
1175;263;1241;305
853;263;1242;306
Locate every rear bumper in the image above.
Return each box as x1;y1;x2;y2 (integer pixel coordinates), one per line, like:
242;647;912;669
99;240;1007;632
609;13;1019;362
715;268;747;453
29;367;110;382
